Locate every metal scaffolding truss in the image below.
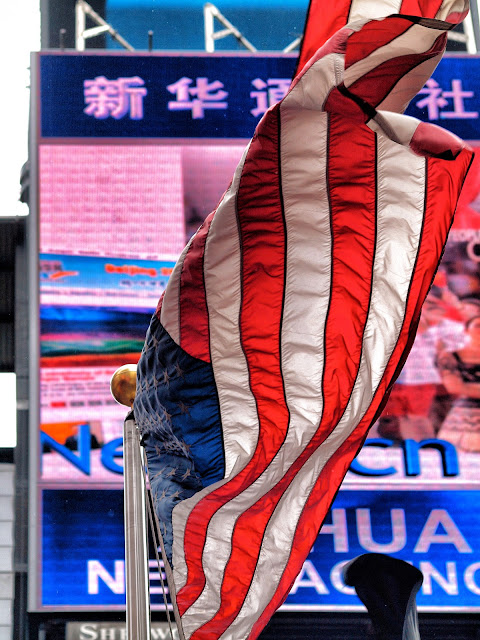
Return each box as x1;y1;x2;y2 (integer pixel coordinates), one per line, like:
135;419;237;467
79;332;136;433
452;7;479;53
75;0;134;51
203;2;257;52
203;2;302;52
74;0;480;53
203;2;480;53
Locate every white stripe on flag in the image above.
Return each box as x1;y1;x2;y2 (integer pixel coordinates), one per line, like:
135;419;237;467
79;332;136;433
434;0;469;20
203;143;258;479
348;0;403;23
358;134;426;386
278;106;331;447
160;241;191;344
376;54;443;113
290;53;345;111
371;111;419;145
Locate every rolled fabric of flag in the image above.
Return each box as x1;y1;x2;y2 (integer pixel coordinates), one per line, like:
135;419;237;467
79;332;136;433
296;0;470;76
133;3;473;640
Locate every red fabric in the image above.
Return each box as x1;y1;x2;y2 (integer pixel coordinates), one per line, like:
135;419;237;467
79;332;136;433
323;86;369;120
179;213;215;362
344;17;414;68
297;0;355;73
411;121;465;158
454;145;480;229
321;114;377;431
346;33;447;107
400;0;444;15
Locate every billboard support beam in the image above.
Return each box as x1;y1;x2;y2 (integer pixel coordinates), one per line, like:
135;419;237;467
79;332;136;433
283;36;302;53
75;0;134;51
461;9;479;53
204;2;257;53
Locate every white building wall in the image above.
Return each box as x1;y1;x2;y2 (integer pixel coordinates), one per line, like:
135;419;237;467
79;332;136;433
0;464;14;640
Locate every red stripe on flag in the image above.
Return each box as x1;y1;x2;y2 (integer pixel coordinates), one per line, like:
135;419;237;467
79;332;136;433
320;114;377;434
323;83;370;121
177;105;290;619
154;291;165;317
187;114;377;639
346;33;447;108
344;17;416;69
249;147;474;640
179;213;215;362
248;429;368;640
296;0;354;74
399;0;444;17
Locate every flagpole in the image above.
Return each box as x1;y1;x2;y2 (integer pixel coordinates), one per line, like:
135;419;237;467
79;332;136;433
111;366;151;640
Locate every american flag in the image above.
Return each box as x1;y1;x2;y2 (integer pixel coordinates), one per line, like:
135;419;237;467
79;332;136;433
134;1;473;639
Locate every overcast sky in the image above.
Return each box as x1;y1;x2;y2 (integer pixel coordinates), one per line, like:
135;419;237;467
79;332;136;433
0;1;40;446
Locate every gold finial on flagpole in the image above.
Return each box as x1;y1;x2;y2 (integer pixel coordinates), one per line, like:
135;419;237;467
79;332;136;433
110;364;138;407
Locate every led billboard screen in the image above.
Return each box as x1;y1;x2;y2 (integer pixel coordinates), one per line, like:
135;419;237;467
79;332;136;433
30;51;480;612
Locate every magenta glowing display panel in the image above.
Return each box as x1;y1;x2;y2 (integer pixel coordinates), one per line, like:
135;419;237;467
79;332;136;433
29;51;480;613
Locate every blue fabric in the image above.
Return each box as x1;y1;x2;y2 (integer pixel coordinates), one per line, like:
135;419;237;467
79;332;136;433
142;434;203;562
134;314;225;563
